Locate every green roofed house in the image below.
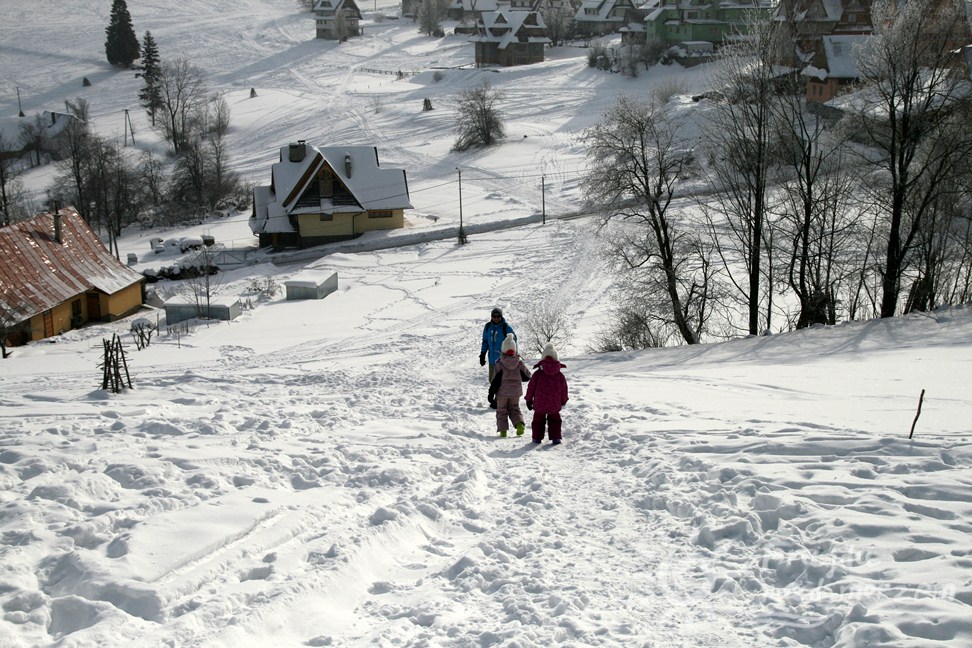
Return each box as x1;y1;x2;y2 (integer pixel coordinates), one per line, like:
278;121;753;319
642;0;775;48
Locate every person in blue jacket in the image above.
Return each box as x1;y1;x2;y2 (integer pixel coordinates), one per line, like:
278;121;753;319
480;307;516;381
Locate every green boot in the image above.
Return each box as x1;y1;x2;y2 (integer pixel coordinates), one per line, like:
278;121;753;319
498;430;507;438
515;422;525;436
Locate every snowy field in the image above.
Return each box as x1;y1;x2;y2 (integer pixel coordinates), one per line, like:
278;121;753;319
2;1;972;647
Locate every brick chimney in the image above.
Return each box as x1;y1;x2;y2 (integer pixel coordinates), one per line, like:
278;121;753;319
54;210;62;244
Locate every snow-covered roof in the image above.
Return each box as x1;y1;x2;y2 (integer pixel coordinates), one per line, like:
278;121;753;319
448;0;500;11
251;143;413;235
575;0;626;23
471;11;551;48
0;208;144;321
821;34;866;78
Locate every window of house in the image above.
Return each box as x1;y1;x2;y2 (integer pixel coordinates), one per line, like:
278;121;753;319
369;210;393;219
72;300;82;317
320;213;333;221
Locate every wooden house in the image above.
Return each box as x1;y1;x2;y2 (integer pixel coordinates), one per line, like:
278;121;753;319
314;0;363;40
0;208;144;347
642;0;775;48
472;10;552;66
574;0;640;36
249;141;413;250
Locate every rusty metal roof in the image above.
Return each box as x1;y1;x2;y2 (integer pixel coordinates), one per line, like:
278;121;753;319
0;207;143;321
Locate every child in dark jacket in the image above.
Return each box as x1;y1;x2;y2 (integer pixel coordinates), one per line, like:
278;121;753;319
487;333;531;437
525;343;569;445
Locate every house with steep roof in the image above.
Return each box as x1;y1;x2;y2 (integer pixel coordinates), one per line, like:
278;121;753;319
249;141;413;250
0;208;144;347
575;0;640;36
642;0;775;48
472;10;552;66
0;111;80;167
773;0;872;65
314;0;363;40
803;34;866;102
447;0;501;22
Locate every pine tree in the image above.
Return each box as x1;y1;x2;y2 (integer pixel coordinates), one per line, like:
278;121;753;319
105;0;140;67
137;31;163;125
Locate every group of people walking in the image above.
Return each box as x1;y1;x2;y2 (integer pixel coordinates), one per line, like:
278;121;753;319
480;307;569;446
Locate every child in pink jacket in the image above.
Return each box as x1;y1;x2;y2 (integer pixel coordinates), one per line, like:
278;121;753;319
525;343;569;445
487;333;531;437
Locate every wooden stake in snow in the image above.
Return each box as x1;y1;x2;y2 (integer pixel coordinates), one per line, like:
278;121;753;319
909;389;925;439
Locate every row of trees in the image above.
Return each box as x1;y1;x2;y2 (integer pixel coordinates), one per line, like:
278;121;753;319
46;22;246;250
583;0;972;346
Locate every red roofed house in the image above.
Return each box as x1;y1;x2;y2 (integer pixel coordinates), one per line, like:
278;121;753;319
0;207;145;347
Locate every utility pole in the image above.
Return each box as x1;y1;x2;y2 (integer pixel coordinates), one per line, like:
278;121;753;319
17;87;24;117
457;167;467;245
541;175;546;225
123;109;135;145
457;167;463;230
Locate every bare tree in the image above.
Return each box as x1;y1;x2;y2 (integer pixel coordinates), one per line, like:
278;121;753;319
847;0;972;317
17;115;47;168
156;57;208;154
583;95;714;345
521;300;574;357
418;0;447;36
701;15;790;335
771;81;858;327
452;82;505;151
540;0;573;47
0;290;30;358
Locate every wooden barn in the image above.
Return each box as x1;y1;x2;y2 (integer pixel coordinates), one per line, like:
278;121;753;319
0;207;144;347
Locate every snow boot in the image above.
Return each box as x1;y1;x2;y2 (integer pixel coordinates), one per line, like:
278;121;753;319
551;439;562;445
515;422;525;436
498;430;507;438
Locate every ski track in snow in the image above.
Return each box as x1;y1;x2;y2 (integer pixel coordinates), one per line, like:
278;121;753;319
3;1;972;645
3;218;971;646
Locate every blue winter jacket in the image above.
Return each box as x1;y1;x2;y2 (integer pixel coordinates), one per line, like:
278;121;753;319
481;319;516;365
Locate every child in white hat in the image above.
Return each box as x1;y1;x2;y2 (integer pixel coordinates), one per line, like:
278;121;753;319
525;343;569;445
487;333;531;437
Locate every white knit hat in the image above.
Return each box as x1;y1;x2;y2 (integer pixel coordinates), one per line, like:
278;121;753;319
501;333;517;355
542;342;558;360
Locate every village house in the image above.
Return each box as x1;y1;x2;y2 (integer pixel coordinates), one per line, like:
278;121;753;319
641;0;775;49
314;0;363;40
574;0;641;36
472;10;552;66
0;208;144;347
447;0;501;23
249;141;413;250
803;33;866;103
0;111;80;167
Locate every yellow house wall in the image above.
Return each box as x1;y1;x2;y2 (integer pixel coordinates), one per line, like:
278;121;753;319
297;213;356;238
26;300;74;340
358;209;404;232
296;210;404;237
104;283;144;319
23;283;143;342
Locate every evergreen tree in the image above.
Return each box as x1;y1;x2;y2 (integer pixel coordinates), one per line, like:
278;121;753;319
105;0;140;67
137;31;163;125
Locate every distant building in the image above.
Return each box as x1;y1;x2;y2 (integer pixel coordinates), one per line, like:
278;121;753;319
447;0;501;22
0;208;144;346
0;111;80;165
574;0;641;36
250;142;413;250
314;0;362;40
472;10;552;66
642;0;775;48
803;34;866;103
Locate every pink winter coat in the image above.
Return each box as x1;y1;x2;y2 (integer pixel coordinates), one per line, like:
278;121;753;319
491;353;531;398
525;357;568;414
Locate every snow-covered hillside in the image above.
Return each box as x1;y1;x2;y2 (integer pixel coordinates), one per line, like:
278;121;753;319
1;1;971;647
